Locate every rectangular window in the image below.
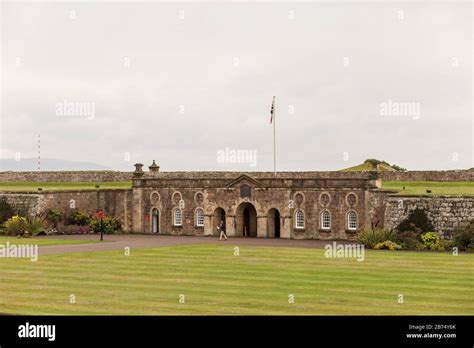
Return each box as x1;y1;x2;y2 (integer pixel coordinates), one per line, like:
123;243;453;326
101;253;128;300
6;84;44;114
295;211;305;229
322;212;331;230
348;213;357;230
174;209;182;226
196;209;204;227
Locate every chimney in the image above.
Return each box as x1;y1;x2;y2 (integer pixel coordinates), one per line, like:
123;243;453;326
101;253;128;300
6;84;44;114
149;160;160;173
133;163;144;177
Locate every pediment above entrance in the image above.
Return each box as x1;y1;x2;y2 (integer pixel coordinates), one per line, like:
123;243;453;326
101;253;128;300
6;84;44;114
225;174;264;189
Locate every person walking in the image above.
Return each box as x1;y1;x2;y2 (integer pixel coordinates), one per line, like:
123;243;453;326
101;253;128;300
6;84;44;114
218;220;227;241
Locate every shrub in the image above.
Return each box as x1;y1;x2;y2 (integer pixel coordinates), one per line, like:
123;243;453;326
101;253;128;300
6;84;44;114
357;228;394;249
374;240;402;250
89;210;120;234
452;220;474;251
396;209;434;234
3;215;26;236
67;209;91;226
419;232;444;251
391;164;407;172
0;197;16;225
23;218;46;237
46;209;62;229
394;231;418;249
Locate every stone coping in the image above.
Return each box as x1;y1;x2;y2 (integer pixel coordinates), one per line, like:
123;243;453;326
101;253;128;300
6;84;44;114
387;194;474;198
0;188;132;194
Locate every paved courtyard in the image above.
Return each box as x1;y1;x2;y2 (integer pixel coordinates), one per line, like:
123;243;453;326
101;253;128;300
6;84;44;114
37;234;344;255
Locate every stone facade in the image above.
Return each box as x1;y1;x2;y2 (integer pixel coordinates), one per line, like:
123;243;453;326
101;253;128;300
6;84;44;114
384;196;474;237
129;163;383;240
2;165;472;239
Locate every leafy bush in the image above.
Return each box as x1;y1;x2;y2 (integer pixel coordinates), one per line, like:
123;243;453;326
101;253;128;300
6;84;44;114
67;209;91;226
23;218;46;237
46;209;62;228
396;209;434;234
0;197;16;224
419;232;444;251
89;210;120;234
394;231;418;249
391;164;407;172
3;215;26;236
452;220;474;251
374;240;402;250
357;228;394;249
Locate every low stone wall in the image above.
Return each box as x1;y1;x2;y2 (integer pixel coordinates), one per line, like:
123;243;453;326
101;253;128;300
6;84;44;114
0;171;133;182
0;190;133;232
384;195;474;236
0;170;471;183
379;170;472;182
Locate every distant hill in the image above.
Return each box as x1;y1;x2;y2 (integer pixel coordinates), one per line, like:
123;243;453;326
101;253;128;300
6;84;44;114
341;159;402;172
0;158;111;171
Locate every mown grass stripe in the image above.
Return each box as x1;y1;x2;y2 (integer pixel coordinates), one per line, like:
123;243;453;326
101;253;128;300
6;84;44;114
0;244;472;315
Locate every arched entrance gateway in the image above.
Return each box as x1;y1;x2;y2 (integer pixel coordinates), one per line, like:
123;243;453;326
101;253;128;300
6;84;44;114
267;208;281;238
212;207;226;236
236;202;257;237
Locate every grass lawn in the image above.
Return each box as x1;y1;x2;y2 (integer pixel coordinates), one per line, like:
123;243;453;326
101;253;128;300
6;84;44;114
0;181;132;192
382;181;474;196
341;162;394;171
0;244;472;315
0;236;100;246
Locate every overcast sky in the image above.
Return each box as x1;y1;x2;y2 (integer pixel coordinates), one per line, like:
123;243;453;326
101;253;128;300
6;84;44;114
1;1;472;171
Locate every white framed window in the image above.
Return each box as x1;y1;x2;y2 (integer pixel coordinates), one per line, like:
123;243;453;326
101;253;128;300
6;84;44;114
347;211;357;231
321;210;331;230
195;208;204;227
173;208;183;226
295;209;305;229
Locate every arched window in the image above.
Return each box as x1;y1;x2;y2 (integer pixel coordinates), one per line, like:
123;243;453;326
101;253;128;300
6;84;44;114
173;208;183;226
347;211;357;231
195;208;204;227
295;209;305;229
321;210;331;230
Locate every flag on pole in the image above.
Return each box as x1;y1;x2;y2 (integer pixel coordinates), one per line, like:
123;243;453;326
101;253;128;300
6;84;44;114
270;97;275;124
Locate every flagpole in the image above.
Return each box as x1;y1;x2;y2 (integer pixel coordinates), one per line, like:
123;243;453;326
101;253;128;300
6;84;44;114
273;96;276;178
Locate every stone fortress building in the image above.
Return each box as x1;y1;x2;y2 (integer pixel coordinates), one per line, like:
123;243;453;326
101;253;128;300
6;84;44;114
1;162;471;239
131;161;386;239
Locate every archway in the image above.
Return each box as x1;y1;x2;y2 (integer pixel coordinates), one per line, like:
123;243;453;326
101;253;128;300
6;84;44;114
151;208;160;234
236;202;257;237
212;207;226;236
267;208;281;238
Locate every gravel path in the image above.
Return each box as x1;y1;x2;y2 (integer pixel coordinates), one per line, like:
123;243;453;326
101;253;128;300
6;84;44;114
37;234;345;255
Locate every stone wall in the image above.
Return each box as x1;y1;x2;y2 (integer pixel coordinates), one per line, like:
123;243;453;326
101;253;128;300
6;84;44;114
384;196;474;236
366;189;394;230
0;171;133;182
0;190;133;232
1;169;471;183
379;170;472;182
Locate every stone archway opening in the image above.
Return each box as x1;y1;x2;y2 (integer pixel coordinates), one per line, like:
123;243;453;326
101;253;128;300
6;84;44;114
236;202;257;237
267;208;281;238
212;207;226;236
